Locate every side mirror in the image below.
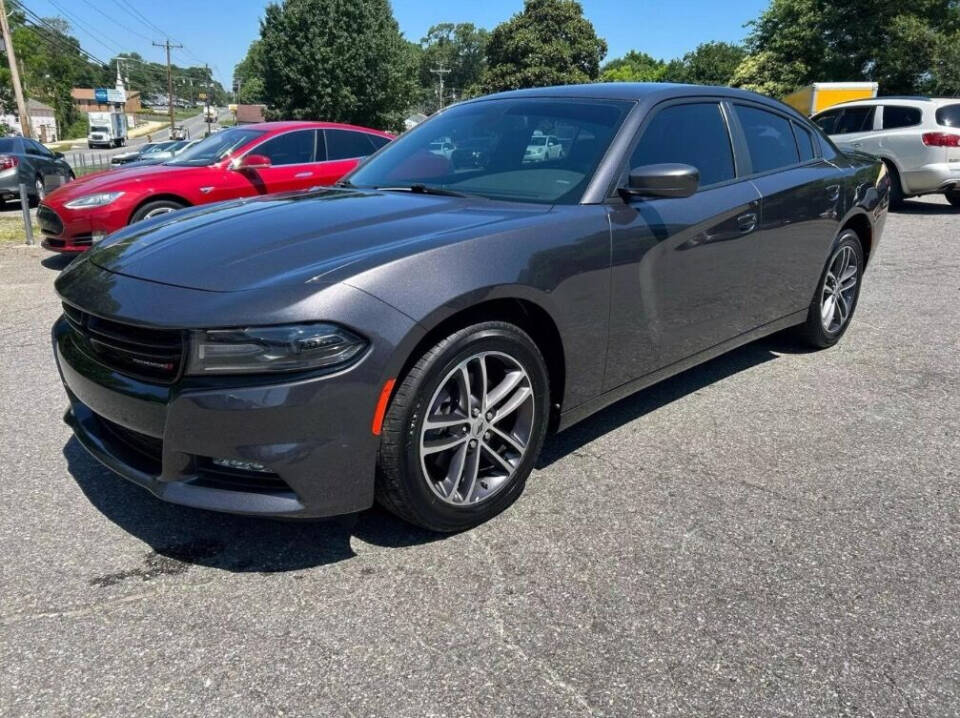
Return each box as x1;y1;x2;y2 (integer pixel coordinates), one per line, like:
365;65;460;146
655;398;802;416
621;163;699;199
233;153;272;171
54;151;65;159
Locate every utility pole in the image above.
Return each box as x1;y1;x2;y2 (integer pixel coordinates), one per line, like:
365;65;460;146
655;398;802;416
0;0;31;138
430;64;451;110
204;63;212;136
153;39;183;134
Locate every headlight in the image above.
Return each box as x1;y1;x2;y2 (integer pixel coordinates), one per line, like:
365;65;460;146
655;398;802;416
186;323;367;375
64;191;125;209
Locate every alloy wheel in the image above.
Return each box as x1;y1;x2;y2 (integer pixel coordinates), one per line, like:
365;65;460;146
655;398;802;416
820;245;859;333
419;351;534;506
143;206;175;219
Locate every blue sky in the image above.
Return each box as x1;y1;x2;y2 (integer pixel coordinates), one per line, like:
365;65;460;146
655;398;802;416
26;0;769;89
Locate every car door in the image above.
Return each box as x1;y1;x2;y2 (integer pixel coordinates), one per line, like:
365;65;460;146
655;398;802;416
874;104;925;177
604;100;763;390
314;129;379;184
826;105;878;154
728;103;842;325
240;129;319;194
24;140;68;192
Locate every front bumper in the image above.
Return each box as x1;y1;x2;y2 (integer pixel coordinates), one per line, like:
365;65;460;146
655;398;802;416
38;203;128;253
53;314;393;519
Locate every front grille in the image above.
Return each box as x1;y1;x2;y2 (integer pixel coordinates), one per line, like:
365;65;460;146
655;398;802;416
191;458;293;495
99;415;163;469
38;205;64;236
62;303;185;383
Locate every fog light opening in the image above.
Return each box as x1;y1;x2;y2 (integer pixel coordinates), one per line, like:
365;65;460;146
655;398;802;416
211;458;271;474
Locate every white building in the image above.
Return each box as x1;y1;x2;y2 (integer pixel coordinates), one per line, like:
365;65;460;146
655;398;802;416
0;99;59;142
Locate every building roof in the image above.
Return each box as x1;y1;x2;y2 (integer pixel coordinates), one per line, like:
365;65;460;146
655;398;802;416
26;98;54;112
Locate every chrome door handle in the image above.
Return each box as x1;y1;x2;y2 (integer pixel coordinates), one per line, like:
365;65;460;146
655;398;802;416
737;212;758;233
295;171;313;178
826;184;841;202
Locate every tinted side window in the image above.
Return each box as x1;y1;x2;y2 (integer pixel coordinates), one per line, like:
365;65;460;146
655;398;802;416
25;140;45;156
835;106;875;134
631;102;735;187
935;103;960;127
882;105;922;129
368;134;391;150
793;123;816;162
254;130;315;165
813;110;842;134
0;138;16;153
326;130;375;160
734;105;800;173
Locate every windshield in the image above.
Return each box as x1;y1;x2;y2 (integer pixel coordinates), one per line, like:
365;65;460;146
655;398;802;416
167;128;264;167
348;98;631;204
144;142;175;154
90;126;109;133
529;137;547;146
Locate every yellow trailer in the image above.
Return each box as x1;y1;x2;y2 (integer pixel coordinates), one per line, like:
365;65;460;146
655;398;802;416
781;82;878;116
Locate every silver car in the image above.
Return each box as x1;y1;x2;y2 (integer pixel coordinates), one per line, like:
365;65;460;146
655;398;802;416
812;97;960;207
0;136;74;206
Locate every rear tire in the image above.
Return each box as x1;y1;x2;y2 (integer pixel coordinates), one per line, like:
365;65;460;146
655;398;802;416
130;199;186;223
885;161;904;209
945;190;960;208
794;230;864;349
377;321;550;532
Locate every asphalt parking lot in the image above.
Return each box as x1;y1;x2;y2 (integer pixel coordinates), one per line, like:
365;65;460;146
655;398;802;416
1;197;958;717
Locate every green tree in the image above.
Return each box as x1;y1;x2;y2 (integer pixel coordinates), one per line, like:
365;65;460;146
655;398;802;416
732;0;960;96
481;0;607;93
258;0;416;130
233;41;266;104
418;23;488;111
670;42;746;85
599;51;665;83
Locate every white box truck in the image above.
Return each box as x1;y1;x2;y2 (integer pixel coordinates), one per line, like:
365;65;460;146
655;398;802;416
87;111;128;149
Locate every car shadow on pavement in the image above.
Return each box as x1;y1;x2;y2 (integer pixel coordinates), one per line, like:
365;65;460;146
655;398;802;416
63;438;441;574
893;199;958;215
537;332;804;468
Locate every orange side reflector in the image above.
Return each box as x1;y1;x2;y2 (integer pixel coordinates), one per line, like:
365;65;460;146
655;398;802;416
371;378;396;436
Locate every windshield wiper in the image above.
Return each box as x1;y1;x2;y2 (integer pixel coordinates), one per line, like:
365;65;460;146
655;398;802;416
374;183;468;198
334;179;357;188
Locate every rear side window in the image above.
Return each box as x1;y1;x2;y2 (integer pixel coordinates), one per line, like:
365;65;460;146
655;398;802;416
813;109;842;134
0;138;17;153
734;105;800;174
882;105;922;129
631;102;735;187
368;134;391;150
936;104;960;127
255;130;316;165
793;123;817;162
835;106;875;134
325;129;376;160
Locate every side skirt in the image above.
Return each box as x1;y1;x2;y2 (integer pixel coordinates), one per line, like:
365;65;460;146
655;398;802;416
557;309;807;432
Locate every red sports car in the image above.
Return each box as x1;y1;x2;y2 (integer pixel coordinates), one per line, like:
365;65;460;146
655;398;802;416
39;121;392;253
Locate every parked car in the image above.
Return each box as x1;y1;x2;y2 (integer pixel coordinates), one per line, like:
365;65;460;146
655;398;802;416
110;143;158;165
39;121;392;252
0;136;74;206
52;84;887;531
170;126;190;141
428;137;456;159
812;97;960;207
119;140;199;168
523;133;563;162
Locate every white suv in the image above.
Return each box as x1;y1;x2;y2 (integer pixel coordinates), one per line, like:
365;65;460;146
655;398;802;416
812;97;960;208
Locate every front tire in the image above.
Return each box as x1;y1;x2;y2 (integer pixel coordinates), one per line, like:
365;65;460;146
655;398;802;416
377;321;550;532
885;161;904;209
945;189;960;208
794;230;864;349
130;199;186;223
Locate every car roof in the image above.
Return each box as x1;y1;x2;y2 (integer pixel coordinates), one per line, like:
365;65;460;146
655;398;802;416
237;120;392;136
464;82;809;120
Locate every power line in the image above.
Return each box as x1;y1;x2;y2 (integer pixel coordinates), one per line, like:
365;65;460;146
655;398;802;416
110;0;170;39
34;0;125;55
77;0;153;44
11;1;109;66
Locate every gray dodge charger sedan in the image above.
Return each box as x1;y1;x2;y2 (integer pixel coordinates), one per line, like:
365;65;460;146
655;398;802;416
53;84;889;531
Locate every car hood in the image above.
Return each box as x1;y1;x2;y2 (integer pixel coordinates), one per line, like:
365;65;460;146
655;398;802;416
86;188;550;292
45;163;195;203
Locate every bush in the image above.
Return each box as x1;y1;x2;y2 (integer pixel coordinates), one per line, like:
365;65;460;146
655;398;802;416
63;115;89;141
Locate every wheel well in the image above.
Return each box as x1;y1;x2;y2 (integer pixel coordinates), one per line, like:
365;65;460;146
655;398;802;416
129;194;190;222
397;298;566;426
841;214;873;265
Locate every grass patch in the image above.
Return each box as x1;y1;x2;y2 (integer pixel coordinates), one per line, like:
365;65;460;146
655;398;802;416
138;108;202;122
0;213;28;244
